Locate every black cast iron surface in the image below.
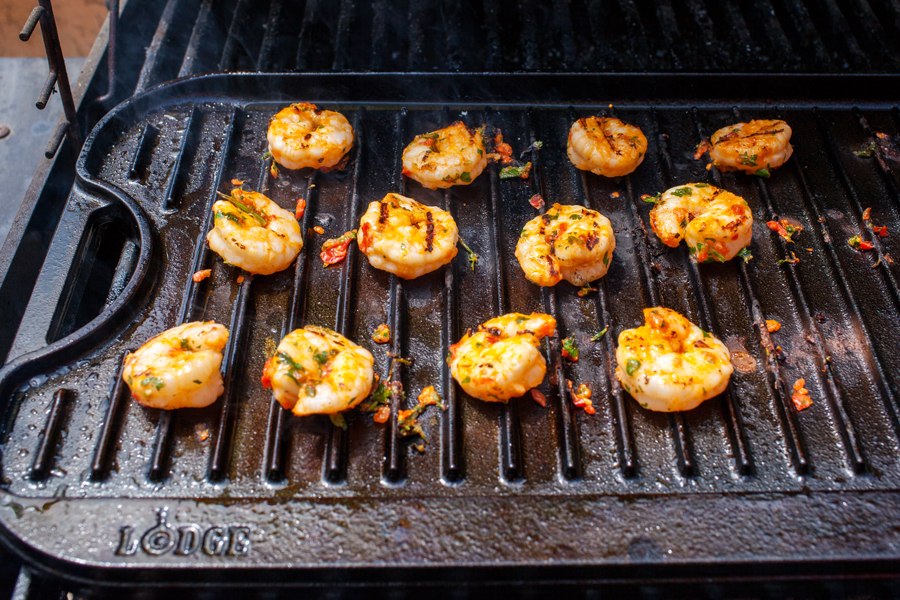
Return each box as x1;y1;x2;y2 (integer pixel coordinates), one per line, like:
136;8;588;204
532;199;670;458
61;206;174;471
2;73;900;585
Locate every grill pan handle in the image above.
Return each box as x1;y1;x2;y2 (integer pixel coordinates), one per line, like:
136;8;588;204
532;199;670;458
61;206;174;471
0;176;154;412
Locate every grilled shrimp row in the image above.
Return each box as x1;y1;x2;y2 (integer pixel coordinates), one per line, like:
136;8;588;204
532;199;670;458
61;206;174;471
267;102;792;182
125;304;733;417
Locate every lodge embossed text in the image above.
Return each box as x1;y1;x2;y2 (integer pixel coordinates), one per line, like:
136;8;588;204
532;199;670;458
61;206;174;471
116;509;250;557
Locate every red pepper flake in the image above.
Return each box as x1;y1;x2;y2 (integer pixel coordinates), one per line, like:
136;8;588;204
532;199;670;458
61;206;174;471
694;140;711;160
199;429;210;442
874;226;888;237
847;235;873;250
230;179;244;186
236;275;244;284
313;226;325;234
531;389;547;407
192;269;211;282
373;405;391;424
295;198;306;220
529;194;545;209
765;319;781;333
372;323;391;344
260;356;275;389
320;229;357;266
567;380;595;415
577;284;597;297
863;207;872;220
791;378;813;411
269;163;279;179
767;219;803;243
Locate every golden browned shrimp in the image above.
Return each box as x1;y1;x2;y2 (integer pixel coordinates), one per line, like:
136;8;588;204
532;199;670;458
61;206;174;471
706;119;793;176
648;183;752;263
122;321;229;409
267;103;354;170
449;313;556;402
515;203;615;286
616;307;733;412
567;116;648;177
357;193;458;279
261;326;374;416
206;188;303;275
401;121;488;189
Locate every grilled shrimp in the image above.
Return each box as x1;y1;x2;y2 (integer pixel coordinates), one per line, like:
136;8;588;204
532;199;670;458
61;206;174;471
707;119;793;175
649;183;752;263
261;326;374;416
358;193;459;279
206;188;303;275
516;203;615;287
401;121;487;190
122;321;229;410
616;307;733;412
567;116;648;177
267;103;354;170
449;313;556;403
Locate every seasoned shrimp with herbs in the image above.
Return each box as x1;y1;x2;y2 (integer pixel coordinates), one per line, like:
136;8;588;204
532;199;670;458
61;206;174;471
703;119;793;176
402;121;487;189
516;204;615;287
206;188;303;275
449;313;556;403
267;102;355;170
357;193;459;279
567;116;648;177
616;307;733;412
122;321;229;410
261;326;374;416
648;183;752;263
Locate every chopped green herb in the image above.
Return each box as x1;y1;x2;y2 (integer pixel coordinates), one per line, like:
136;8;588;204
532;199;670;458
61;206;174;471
641;192;662;204
569;214;583;220
329;413;348;430
499;163;532;179
179;338;191;350
141;376;165;391
561;337;579;361
755;168;771;178
737;246;753;263
625;358;641;376
305;385;317;397
459;171;471;183
854;143;877;158
313;350;330;364
459;237;479;271
694;183;709;188
216;210;242;224
591;327;608;341
603;251;610;267
216;192;267;226
671;187;693;197
193;380;202;385
703;248;727;263
739;152;758;167
703;330;711;338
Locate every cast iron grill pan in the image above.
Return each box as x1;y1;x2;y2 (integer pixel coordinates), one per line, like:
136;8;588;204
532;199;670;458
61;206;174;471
1;74;900;584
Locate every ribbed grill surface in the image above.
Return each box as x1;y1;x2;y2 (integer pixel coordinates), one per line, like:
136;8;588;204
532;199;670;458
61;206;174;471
123;0;900;95
5;81;900;503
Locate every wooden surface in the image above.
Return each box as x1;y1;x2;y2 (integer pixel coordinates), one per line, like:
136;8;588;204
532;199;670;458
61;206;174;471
0;0;106;58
